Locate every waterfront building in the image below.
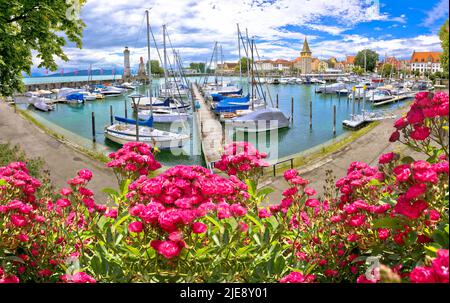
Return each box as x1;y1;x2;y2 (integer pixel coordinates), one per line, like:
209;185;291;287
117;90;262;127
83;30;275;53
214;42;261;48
292;37;312;74
123;46;131;81
317;60;329;72
255;59;275;72
410;51;443;74
310;58;320;72
399;59;411;72
272;59;292;72
217;62;238;74
342;55;355;73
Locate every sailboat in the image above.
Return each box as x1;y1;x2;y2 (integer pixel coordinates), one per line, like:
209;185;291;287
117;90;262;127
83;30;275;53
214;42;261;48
221;27;290;132
104;11;189;149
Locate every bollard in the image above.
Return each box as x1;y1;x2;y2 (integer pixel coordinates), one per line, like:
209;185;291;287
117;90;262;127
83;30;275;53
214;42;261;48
333;105;336;136
351;87;355;121
309;100;312;129
124;99;128;118
276;94;279;108
291;97;294;122
135;117;139;142
110;105;113;125
91;112;96;142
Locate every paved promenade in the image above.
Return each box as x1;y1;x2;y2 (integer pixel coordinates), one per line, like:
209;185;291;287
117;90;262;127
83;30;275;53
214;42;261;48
262;105;424;203
0;102;117;198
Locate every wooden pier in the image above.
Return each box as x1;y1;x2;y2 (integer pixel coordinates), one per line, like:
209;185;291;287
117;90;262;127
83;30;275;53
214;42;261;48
192;83;223;169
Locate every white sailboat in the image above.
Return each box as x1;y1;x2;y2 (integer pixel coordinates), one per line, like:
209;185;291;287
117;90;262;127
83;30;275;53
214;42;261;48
104;11;189;149
138;108;189;123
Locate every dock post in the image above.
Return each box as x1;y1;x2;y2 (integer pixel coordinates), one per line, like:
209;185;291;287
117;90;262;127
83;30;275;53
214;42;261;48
333;105;336;136
91;112;96;142
110;105;113;125
135;117;139;142
362;87;366;120
124;99;128;118
276;94;279;108
351;87;355;121
291;97;294;123
309;100;312;129
338;93;341;102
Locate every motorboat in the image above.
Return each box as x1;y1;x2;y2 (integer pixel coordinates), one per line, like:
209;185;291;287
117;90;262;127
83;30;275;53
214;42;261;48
315;82;347;94
137;108;189;123
104;116;190;149
367;89;394;104
225;108;290;132
99;86;125;97
79;91;97;101
32;97;54;112
65;92;84;104
117;82;137;90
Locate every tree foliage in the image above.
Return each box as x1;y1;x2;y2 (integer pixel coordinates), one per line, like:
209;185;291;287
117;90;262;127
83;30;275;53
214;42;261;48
0;0;86;96
235;57;252;72
147;60;164;75
189;62;205;73
352;66;364;76
438;19;449;75
380;63;394;78
354;49;379;72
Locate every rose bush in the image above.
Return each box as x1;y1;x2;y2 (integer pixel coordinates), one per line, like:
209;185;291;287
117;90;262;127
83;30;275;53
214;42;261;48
0;92;448;283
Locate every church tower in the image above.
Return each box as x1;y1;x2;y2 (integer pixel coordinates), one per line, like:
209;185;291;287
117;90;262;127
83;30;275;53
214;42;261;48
300;37;312;74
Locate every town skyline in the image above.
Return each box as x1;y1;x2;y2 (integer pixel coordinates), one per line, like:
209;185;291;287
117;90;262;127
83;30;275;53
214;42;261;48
28;0;448;76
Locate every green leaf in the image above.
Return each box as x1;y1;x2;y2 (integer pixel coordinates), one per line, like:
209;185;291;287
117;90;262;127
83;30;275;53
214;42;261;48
252;233;261;246
113;213;130;230
102;187;119;197
432;230;449;248
372;217;403;229
212;234;221;247
401;156;415;165
120;179;131;195
245;179;256;196
245;214;264;231
367;179;381;186
257;187;274;198
0;179;7;186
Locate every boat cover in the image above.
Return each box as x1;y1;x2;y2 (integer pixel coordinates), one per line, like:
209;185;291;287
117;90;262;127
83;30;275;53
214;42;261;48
115;115;154;127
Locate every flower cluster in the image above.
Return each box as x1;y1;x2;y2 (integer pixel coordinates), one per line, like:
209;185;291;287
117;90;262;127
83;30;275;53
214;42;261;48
215;142;269;182
127;165;249;259
335;162;384;204
0;161;41;203
410;249;449;283
107;142;161;180
390;92;449;156
279;271;315;283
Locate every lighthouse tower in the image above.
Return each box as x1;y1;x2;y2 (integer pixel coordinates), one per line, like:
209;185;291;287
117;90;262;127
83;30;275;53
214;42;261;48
123;46;131;81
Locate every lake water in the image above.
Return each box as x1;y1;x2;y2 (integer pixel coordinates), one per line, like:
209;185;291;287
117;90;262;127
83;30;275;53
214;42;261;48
19;76;408;166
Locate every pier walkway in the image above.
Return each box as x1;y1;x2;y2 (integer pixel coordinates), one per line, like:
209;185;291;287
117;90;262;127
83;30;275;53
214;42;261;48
192;83;223;169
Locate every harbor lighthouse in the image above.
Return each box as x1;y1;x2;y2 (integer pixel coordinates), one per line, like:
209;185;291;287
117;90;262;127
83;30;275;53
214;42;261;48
123;46;131;81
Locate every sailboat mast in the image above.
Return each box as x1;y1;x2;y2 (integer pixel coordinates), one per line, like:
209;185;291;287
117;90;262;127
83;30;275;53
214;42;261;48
163;24;168;96
146;10;153;115
220;44;224;86
250;38;255;110
246;29;250;91
237;23;242;86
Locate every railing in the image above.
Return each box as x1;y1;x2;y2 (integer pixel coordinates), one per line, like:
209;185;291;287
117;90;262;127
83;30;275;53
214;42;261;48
271;158;294;176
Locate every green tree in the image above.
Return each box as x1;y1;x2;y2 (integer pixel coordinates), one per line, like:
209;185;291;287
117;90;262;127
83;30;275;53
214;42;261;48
189;62;205;73
352;66;364;76
235;57;252;72
438;19;449;75
0;0;86;96
380;63;393;78
354;49;379;72
147;60;164;75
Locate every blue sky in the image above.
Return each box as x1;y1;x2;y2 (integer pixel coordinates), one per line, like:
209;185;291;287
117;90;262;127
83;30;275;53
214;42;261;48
32;0;449;74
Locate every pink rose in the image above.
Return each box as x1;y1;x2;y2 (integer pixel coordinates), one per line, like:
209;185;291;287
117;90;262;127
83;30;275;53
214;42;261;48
192;222;208;234
128;221;143;233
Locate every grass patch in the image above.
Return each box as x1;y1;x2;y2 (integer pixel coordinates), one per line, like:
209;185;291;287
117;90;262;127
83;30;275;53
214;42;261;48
0;143;44;178
17;109;110;164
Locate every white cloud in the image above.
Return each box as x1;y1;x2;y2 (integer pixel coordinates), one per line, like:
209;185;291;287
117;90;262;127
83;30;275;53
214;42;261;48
422;0;449;27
